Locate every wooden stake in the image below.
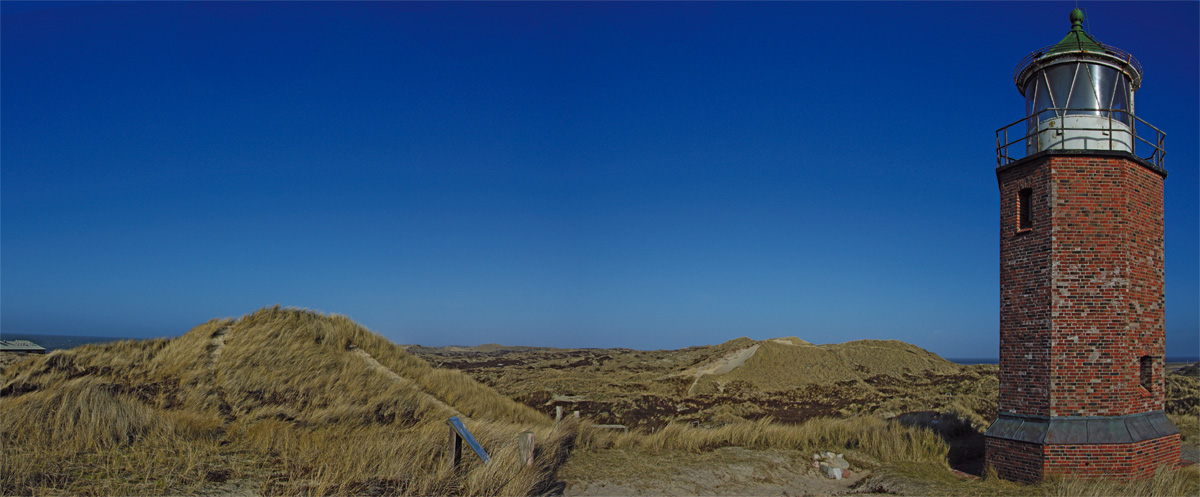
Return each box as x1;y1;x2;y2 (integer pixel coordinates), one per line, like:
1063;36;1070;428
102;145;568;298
518;431;535;467
449;426;463;467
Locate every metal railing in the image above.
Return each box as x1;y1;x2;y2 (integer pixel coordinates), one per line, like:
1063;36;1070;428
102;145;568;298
995;108;1165;169
1013;44;1143;87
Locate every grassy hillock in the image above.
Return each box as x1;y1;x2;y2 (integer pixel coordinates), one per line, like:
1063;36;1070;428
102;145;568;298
690;338;962;394
1;306;572;496
414;336;997;430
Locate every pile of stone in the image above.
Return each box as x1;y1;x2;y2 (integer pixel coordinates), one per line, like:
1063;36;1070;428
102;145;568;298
812;451;850;480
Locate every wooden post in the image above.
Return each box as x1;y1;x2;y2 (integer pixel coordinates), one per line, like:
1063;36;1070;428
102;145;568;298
449;425;463;467
555;405;563;422
518;431;535;468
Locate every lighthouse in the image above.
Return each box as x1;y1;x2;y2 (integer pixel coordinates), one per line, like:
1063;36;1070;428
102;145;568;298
985;9;1180;482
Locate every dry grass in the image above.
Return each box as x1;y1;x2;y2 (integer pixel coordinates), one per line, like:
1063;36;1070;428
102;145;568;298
2;310;1194;496
1166;369;1199;445
1036;465;1199;497
857;459;1197;497
697;339;962;394
1166;372;1199;417
419;344;1196;496
225;417;579;496
0;375;227;495
1;306;568;496
3;377;168;450
577;415;950;467
412;337;1001;430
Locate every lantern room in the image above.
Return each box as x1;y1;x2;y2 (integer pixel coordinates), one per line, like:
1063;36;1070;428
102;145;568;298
998;9;1164;165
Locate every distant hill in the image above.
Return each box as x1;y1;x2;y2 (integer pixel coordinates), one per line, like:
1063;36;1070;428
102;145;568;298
1;306;570;496
1176;362;1200;378
3;306;544;426
411;336;998;430
687;338;963;395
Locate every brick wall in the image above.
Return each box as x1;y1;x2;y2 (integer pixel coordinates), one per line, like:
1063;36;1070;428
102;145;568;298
997;154;1167;418
1046;157;1166;416
1124;162;1167;413
988;433;1181;483
986;437;1045;483
997;158;1053;417
991;152;1176;481
1044;434;1181;479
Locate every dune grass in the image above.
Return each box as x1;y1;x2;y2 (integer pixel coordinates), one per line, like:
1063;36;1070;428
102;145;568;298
415;335;1004;431
872;460;1199;497
569;414;1196;496
577;415;950;467
2;307;1195;496
0;375;226;496
1;306;568;496
1036;465;1199;497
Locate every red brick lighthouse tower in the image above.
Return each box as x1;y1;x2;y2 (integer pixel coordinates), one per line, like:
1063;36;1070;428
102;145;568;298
985;9;1180;482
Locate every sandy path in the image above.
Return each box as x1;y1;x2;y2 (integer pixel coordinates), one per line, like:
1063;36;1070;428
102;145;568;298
686;345;759;395
561;447;867;496
349;346;466;418
206;326;228;367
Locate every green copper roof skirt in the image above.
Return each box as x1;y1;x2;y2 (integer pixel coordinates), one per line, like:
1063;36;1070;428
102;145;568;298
1047;8;1106;55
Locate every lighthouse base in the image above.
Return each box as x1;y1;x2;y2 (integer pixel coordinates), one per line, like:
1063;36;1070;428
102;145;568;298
984;412;1181;483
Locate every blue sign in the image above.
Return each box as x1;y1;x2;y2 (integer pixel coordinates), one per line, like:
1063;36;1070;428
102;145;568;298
447;416;491;464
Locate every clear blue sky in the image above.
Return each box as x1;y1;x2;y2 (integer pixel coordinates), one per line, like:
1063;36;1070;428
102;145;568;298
2;2;1197;359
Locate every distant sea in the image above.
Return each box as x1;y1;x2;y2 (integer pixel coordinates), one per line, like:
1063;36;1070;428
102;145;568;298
947;358;999;365
1;333;142;352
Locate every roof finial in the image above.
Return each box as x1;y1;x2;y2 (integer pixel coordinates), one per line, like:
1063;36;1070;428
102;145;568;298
1070;8;1085;31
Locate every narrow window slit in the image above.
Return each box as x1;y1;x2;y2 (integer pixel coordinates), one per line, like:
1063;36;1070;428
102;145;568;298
1018;188;1033;231
1139;355;1154;392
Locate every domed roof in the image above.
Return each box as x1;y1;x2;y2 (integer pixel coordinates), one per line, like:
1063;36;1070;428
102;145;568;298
1013;9;1142;92
1046;8;1106;56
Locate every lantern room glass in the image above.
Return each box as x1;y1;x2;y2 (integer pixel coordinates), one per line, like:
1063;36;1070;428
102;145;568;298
1024;59;1133;129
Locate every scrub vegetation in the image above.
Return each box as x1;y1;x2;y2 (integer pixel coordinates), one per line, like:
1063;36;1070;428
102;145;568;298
1;306;1196;496
412;336;997;431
